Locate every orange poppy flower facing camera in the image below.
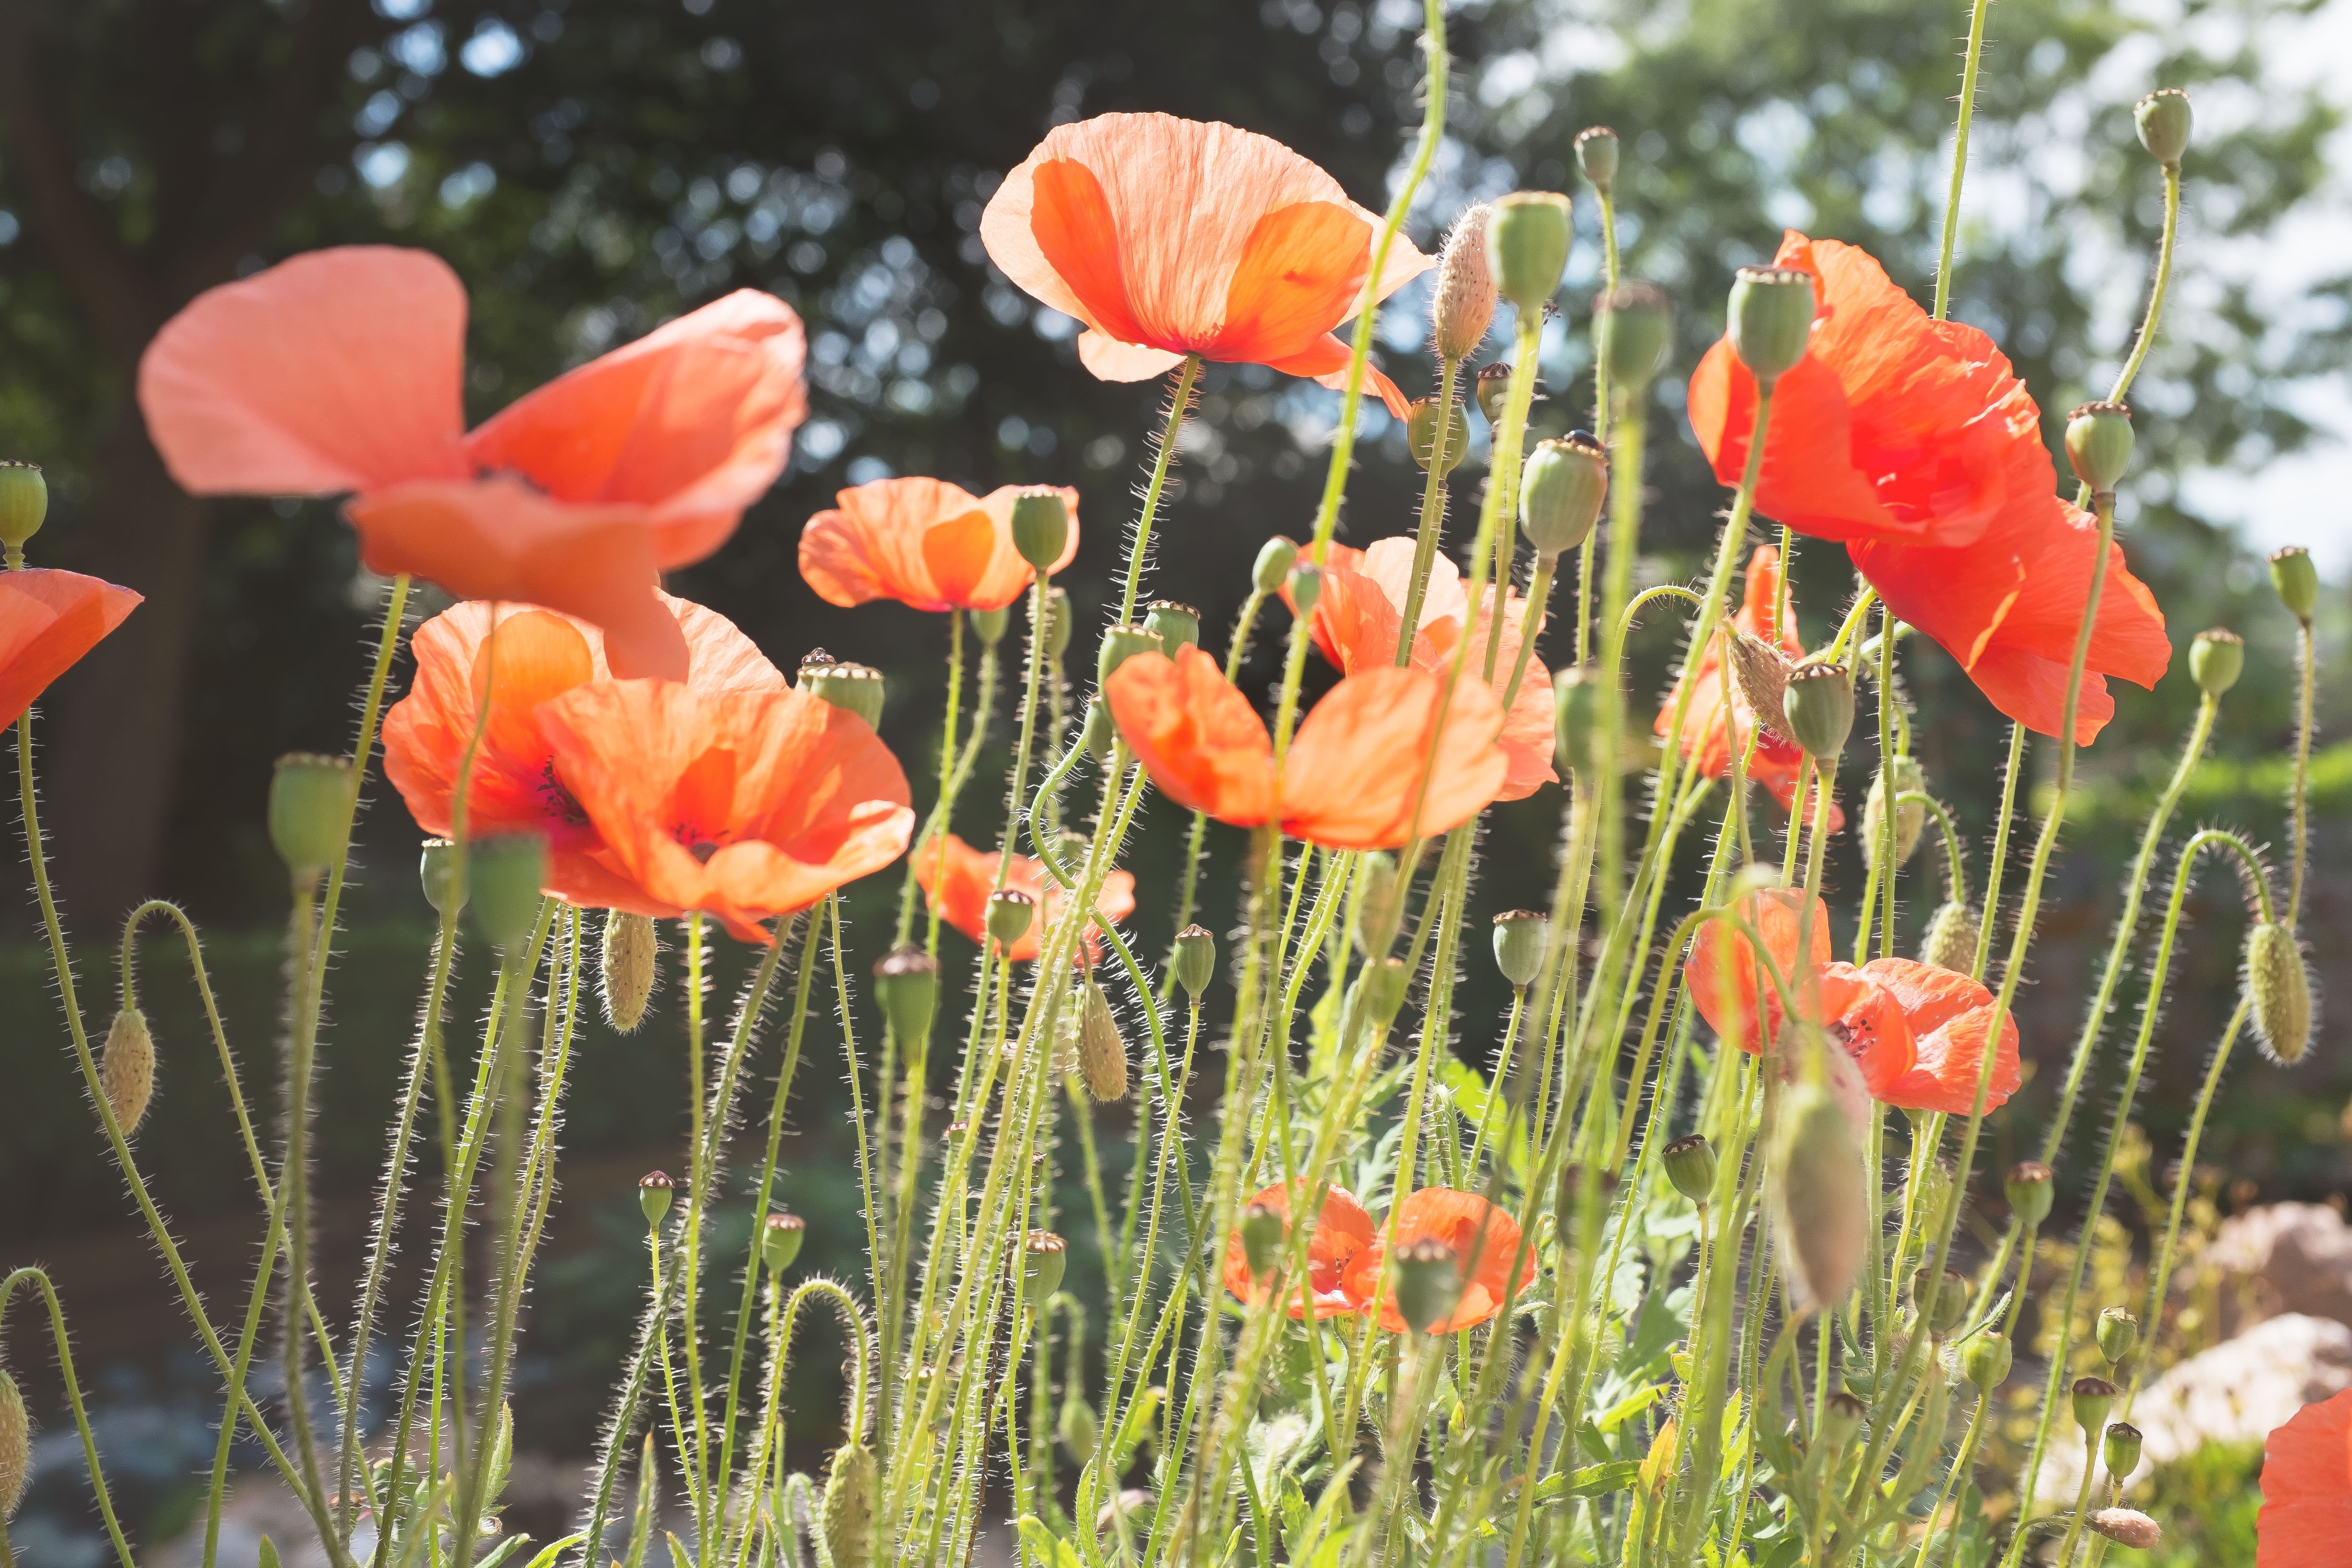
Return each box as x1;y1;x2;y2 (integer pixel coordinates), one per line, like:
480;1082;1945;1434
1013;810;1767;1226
980;113;1432;415
1221;1181;1376;1320
799;478;1081;613
1340;1188;1534;1333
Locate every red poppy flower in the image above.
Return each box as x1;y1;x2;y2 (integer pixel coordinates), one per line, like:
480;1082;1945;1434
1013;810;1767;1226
1299;538;1557;800
382;595;786;911
1221;1180;1377;1320
1814;957;2022;1115
912;830;1138;965
1104;645;1509;851
979;113;1432;416
799;478;1082;612
2258;1387;2352;1568
139;247;807;682
1340;1188;1536;1333
1688;233;2168;744
1655;544;1840;826
534;680;913;943
0;569;141;729
1685;887;1835;1058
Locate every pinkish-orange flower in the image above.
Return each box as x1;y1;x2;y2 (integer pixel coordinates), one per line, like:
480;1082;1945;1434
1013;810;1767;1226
913;830;1137;965
0;570;141;729
980;113;1431;415
1221;1180;1377;1320
1341;1188;1536;1333
2259;1387;2352;1568
1684;887;1835;1057
798;478;1081;612
1814;957;2022;1115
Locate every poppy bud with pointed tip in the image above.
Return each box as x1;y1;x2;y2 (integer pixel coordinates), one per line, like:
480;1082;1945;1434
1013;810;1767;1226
1487;191;1573;317
1078;973;1129;1102
1474;362;1513;427
760;1212;806;1274
1662;1135;1716;1205
1098;623;1157;686
1554;665;1603;777
1009;486;1071;572
968;605;1009;648
1519;433;1608;558
0;1366;25;1519
821;1440;876;1568
2088;1508;2160;1550
1781;662;1854;759
800;659;886;727
1913;1268;1969;1336
1144;600;1200;657
1960;1330;2013;1392
1432;203;1496;363
2134;87;2192;168
101;1006;156;1134
0;461;46;555
1922;902;1980;973
2103;1420;2144;1480
1774;1079;1866;1309
1287;562;1323;618
2244;921;2313;1065
1392;1237;1463;1334
1239;1202;1286;1282
270;753;351;878
2096;1306;2141;1367
1727;266;1816;386
2065;401;2134;495
601;911;658;1033
1491;909;1547;990
469;833;547;953
637;1170;674;1226
1172;924;1216;1001
1596;282;1674;395
873;945;940;1046
1080;698;1115;760
2006;1161;2056;1227
2072;1375;2117;1435
1253;536;1298;593
1862;758;1926;874
1353;851;1400;955
2188;627;2243;697
2269;545;2319;624
1040;586;1073;660
1406;396;1470;476
1359;956;1410;1032
1574;126;1619;190
418;838;465;916
1727;631;1795;738
1817;1390;1866;1450
986;889;1036;948
1022;1230;1067;1307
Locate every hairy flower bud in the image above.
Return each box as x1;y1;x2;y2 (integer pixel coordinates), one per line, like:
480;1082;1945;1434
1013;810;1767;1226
2065;401;2135;496
1473;362;1513;428
1553;665;1603;778
1078;973;1130;1102
1596;282;1674;395
1238;1202;1285;1282
1487;191;1573;317
2096;1306;2141;1368
1492;909;1548;990
1959;1330;2013;1392
1009;485;1070;573
1080;698;1115;760
821;1440;876;1568
418;838;465;916
1056;1392;1099;1462
760;1211;806;1274
637;1170;674;1226
2188;627;2243;697
100;1006;156;1134
0;1366;25;1519
873;945;940;1047
1727;631;1795;739
1519;432;1608;559
1781;662;1855;759
1921;902;1980;973
986;889;1036;948
2071;1375;2118;1436
1574;126;1620;190
1727;266;1816;386
1172;924;1216;1001
1862;758;1926;874
1353;852;1400;956
2088;1508;2160;1550
2268;545;2318;624
2104;1420;2144;1481
1144;600;1200;658
1431;204;1496;362
2006;1161;2056;1228
0;461;47;557
600;912;658;1033
269;753;351;878
2244;921;2314;1065
1041;586;1074;660
1392;1237;1463;1334
469;833;547;953
2134;87;2193;168
1406;396;1470;476
1358;956;1410;1033
1253;536;1298;594
1022;1230;1067;1307
1774;1079;1867;1309
1662;1134;1717;1205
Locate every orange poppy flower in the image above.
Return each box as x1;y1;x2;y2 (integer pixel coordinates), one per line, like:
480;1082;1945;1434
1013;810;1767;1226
1299;539;1557;800
1221;1180;1377;1320
382;595;786;911
1814;957;2022;1115
2258;1387;2352;1568
1340;1188;1536;1333
1688;233;2168;744
1684;887;1834;1057
979;113;1432;416
534;680;913;943
912;830;1138;965
1656;544;1840;826
799;478;1082;612
0;569;141;729
139;247;807;682
1104;646;1509;851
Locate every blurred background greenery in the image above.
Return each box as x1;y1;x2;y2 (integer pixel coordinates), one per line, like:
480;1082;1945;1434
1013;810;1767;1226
0;0;2345;1560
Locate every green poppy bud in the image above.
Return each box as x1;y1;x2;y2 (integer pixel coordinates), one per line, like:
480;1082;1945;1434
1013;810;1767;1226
1911;1268;1969;1336
1661;1134;1717;1205
985;889;1036;948
469;833;548;953
1595;282;1674;396
1554;664;1603;777
269;753;352;879
1474;361;1513;428
1491;909;1548;989
2072;1375;2117;1436
968;605;1009;648
1040;586;1074;660
1774;1080;1866;1309
2269;545;2319;624
1238;1201;1286;1282
1080;698;1115;760
1144;600;1200;658
1172;923;1216;1001
0;1365;27;1519
419;838;465;916
2088;1508;2160;1550
1098;623;1158;686
760;1211;806;1274
1487;191;1574;317
1406;395;1470;476
1392;1237;1464;1334
2065;401;2134;496
637;1170;674;1227
1359;955;1410;1032
1781;662;1854;759
1253;535;1298;593
1009;485;1071;572
1574;125;1619;190
1022;1229;1067;1307
1921;901;1980;973
0;461;47;557
1727;266;1815;386
1078;973;1129;1102
2244;921;2313;1066
1353;851;1400;955
1431;204;1496;364
2096;1306;2142;1368
1862;758;1926;875
1519;432;1608;558
821;1440;876;1568
799;658;886;728
1287;562;1324;618
601;911;659;1033
1056;1393;1099;1462
873;945;940;1047
100;1006;156;1134
2006;1161;2056;1227
1818;1391;1867;1451
1959;1330;2013;1392
2134;87;2192;168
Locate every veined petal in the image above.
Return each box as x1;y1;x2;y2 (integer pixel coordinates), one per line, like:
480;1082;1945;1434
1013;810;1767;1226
1105;646;1278;828
0;569;142;728
1277;665;1508;850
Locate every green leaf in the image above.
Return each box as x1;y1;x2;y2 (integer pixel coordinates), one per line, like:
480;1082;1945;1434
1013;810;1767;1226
257;1541;281;1568
521;1536;586;1568
1016;1514;1085;1568
1595;1382;1665;1433
1532;1459;1645;1500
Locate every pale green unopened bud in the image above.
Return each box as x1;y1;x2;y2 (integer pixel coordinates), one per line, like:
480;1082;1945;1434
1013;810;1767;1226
760;1212;806;1274
1862;759;1926;874
1172;924;1216;1001
1239;1202;1286;1282
1253;536;1298;594
1921;902;1980;973
2269;546;2318;624
1144;600;1200;658
1662;1135;1716;1205
1056;1394;1099;1462
2189;627;2243;697
1781;662;1854;759
1519;432;1607;558
0;462;47;556
1406;396;1470;476
1392;1237;1463;1334
821;1440;877;1568
873;945;940;1047
1911;1268;1969;1336
968;605;1009;648
1009;486;1070;572
419;838;465;916
0;1366;26;1519
2134;87;2192;168
1431;204;1496;363
1353;852;1400;955
2245;921;2313;1065
2006;1161;2056;1227
2088;1508;2160;1550
1487;192;1573;317
1022;1230;1067;1307
2104;1421;2144;1480
1573;126;1619;190
1287;562;1324;617
1098;623;1157;686
1491;909;1547;989
799;659;886;727
469;834;548;952
1040;586;1073;660
986;889;1036;948
1727;266;1815;386
2096;1306;2141;1367
601;911;658;1033
1078;974;1129;1102
2065;401;2134;495
1358;956;1410;1032
1960;1331;2013;1392
1774;1080;1866;1309
1553;665;1603;777
1596;282;1673;395
100;1007;156;1134
2072;1375;2117;1436
1080;698;1115;760
1818;1391;1867;1451
1473;362;1513;427
269;753;351;878
637;1170;674;1226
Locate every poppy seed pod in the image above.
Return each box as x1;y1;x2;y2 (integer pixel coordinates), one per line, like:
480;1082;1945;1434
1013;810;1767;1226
269;753;352;878
1553;665;1603;778
2244;921;2313;1065
1172;923;1216;1001
0;1366;25;1519
985;889;1036;948
1144;600;1201;657
1353;851;1401;955
1774;1079;1867;1309
2096;1305;2141;1367
468;833;547;953
1474;362;1514;427
1022;1229;1067;1307
2088;1508;2161;1550
1098;623;1158;686
1432;204;1496;363
1406;396;1470;476
1574;126;1620;190
419;838;465;916
1818;1391;1867;1450
2105;1420;2144;1481
2071;1375;2118;1436
1078;973;1130;1102
1492;909;1549;989
637;1170;674;1226
1960;1330;2013;1392
1253;535;1298;593
2006;1161;2056;1227
2065;401;2135;496
821;1440;876;1568
2188;627;2244;697
968;605;1010;648
1040;586;1074;660
759;1212;806;1274
1781;662;1854;759
1359;955;1411;1032
1921;901;1980;974
1009;485;1071;572
101;1006;156;1134
1238;1201;1286;1281
1662;1134;1717;1205
0;461;46;555
873;945;940;1047
601;911;659;1033
1487;192;1574;317
2268;545;2319;624
1595;282;1674;395
1287;561;1324;617
1519;433;1608;559
1080;698;1115;760
1727;266;1816;386
1862;758;1926;874
2134;87;2193;168
1918;1268;1970;1336
1391;1237;1463;1334
799;659;886;728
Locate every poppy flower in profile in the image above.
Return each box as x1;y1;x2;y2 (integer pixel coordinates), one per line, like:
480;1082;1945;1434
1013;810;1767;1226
139;247;807;682
1340;1188;1536;1333
799;478;1082;612
912;830;1138;965
1656;544;1840;827
979;113;1433;416
1298;538;1557;800
535;680;914;943
1104;645;1509;851
382;595;786;911
1684;886;1834;1056
1687;233;2168;744
1814;956;2022;1115
0;570;141;729
1221;1180;1377;1320
2258;1387;2352;1568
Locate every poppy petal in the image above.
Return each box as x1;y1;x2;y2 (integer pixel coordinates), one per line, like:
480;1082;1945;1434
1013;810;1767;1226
1278;665;1509;850
1262;333;1413;417
1076;334;1190;382
1685;888;1834;1056
1222;1180;1377;1320
913;831;1135;964
1027;157;1152;345
1207;201;1373;366
2258;1388;2352;1568
1104;646;1278;828
1886;1002;2022;1115
0;569;142;729
1341;1188;1534;1333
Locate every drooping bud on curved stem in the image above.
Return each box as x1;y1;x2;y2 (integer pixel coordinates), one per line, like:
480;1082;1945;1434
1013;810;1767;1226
1078;972;1130;1102
100;1006;156;1133
2244;921;2313;1064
